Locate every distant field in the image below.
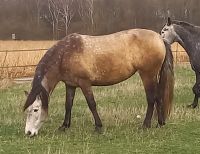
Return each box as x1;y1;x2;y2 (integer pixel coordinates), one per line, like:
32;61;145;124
0;41;188;78
0;41;56;78
171;43;189;63
0;65;200;154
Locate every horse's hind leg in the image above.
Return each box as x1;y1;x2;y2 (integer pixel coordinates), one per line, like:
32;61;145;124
155;96;165;127
79;80;102;131
59;83;76;131
188;71;200;108
187;95;198;108
139;72;158;128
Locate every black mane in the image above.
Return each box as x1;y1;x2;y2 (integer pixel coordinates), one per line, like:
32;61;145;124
172;20;200;33
23;41;65;111
24;34;82;111
172;20;195;27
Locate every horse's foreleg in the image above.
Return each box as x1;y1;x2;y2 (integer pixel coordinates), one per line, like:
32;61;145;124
59;84;76;131
79;81;102;131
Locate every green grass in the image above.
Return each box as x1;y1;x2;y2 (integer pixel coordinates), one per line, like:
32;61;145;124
1;64;200;154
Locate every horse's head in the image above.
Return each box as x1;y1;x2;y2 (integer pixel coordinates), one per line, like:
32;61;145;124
161;17;179;44
24;90;48;137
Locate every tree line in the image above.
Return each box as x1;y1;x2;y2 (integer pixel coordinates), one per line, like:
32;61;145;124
0;0;199;40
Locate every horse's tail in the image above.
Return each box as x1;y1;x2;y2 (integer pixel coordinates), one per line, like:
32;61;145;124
158;40;174;121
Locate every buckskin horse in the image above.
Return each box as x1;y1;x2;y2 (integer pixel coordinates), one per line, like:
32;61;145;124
161;17;200;108
24;29;174;137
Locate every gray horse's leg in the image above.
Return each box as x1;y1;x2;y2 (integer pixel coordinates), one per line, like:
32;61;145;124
187;95;198;108
188;71;200;108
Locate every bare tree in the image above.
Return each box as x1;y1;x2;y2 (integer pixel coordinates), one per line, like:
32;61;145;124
87;0;94;27
48;0;75;36
48;0;61;39
78;0;94;32
57;0;75;36
35;0;42;27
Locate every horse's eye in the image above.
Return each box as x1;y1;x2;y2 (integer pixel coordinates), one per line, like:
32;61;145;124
33;109;39;112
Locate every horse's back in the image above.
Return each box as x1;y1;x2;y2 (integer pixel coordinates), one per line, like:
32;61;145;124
61;29;166;86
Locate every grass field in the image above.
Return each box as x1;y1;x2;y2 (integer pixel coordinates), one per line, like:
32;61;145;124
0;65;200;154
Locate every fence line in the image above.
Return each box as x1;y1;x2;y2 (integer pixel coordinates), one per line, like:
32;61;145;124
0;65;37;68
0;48;48;69
0;45;188;70
0;47;187;53
0;45;190;79
0;48;48;53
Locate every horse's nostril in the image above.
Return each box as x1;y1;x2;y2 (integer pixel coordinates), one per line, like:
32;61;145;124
30;132;37;138
27;131;31;135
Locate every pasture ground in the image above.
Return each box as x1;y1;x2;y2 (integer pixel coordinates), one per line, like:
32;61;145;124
0;65;200;154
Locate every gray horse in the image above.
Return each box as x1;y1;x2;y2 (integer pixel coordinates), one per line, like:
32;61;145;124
161;17;200;108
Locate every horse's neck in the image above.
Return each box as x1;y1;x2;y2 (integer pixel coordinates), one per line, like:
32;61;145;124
175;26;196;57
43;72;60;95
36;65;60;95
37;47;64;94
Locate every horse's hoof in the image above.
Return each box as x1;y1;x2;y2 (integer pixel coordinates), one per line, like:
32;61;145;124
58;126;66;132
142;124;151;129
157;121;166;128
95;126;103;133
187;104;197;109
142;121;151;129
156;123;165;128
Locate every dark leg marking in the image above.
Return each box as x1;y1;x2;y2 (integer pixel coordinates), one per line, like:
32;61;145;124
79;81;102;132
59;84;76;131
143;83;156;128
155;96;165;127
187;94;198;108
187;72;200;108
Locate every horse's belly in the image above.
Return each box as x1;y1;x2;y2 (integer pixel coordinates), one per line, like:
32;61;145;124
91;66;136;86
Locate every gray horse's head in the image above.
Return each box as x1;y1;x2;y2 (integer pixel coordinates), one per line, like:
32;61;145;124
161;17;180;44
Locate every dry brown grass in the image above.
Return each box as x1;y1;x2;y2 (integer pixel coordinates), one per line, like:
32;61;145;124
0;78;14;89
0;41;56;78
171;42;189;63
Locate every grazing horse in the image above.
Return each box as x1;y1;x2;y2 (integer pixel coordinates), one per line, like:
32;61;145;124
24;29;174;137
161;17;200;108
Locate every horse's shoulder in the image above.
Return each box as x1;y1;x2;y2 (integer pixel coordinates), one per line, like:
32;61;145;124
64;33;82;41
59;33;84;53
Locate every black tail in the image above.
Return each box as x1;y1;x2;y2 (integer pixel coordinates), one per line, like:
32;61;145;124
158;40;174;121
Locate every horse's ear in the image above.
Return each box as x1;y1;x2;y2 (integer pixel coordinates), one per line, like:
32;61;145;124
24;90;29;97
167;17;171;26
